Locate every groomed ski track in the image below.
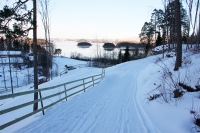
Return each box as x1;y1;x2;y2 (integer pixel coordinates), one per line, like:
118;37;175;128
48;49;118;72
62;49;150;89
16;58;158;133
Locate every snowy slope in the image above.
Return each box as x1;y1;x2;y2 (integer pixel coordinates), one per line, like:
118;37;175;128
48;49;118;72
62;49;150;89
1;47;200;133
14;57;159;133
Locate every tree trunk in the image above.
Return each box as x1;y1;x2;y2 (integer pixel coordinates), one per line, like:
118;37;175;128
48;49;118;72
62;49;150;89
174;0;182;71
1;58;7;91
8;40;14;94
33;0;38;111
199;11;200;46
15;57;19;88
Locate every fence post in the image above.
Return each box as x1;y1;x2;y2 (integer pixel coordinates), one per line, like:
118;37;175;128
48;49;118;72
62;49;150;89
92;76;94;87
39;90;45;115
64;84;67;101
83;79;86;92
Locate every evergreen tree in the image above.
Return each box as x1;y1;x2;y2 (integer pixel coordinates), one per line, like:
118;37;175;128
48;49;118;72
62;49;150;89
0;3;33;39
118;49;122;63
23;43;30;52
139;22;154;45
0;37;4;50
151;9;165;39
140;1;189;45
145;44;150;55
124;46;130;62
165;0;189;43
156;32;162;46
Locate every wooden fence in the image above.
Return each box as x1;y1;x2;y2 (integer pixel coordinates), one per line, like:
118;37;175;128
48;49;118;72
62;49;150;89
0;69;105;130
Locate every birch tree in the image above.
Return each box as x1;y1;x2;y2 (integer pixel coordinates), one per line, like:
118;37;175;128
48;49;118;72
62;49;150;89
38;0;53;80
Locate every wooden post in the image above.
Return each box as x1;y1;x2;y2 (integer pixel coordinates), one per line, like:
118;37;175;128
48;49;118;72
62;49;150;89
64;84;67;101
92;76;94;87
83;79;86;92
39;91;45;115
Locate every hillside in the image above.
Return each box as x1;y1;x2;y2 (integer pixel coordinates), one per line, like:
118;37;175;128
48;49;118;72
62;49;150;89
0;45;200;133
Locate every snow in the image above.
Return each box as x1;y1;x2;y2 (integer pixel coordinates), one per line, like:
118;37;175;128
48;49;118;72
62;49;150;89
152;45;169;52
0;46;200;133
0;51;23;64
0;57;23;64
0;51;22;56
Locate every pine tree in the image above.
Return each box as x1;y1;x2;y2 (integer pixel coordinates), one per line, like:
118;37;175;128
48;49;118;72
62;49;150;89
124;46;130;62
118;49;122;63
139;22;154;45
156;32;162;46
165;0;189;44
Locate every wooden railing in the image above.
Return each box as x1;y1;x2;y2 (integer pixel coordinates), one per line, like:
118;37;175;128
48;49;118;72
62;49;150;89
0;69;105;130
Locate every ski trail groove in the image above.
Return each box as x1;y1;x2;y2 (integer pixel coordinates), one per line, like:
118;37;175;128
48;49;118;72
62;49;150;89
15;59;158;133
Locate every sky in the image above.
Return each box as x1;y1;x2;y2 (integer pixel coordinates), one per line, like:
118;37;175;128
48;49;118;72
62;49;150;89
35;0;164;40
1;0;164;40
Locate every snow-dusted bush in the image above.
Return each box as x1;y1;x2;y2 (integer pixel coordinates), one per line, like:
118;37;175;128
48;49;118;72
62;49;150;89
148;49;200;103
190;105;200;132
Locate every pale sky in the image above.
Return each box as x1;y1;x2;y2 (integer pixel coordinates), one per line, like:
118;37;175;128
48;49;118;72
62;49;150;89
35;0;164;40
1;0;165;40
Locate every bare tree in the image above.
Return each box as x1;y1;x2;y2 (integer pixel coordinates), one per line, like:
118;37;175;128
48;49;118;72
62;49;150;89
38;0;53;80
185;0;200;48
33;0;38;111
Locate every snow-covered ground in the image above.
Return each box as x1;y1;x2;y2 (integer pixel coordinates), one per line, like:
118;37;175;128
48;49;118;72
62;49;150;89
1;45;200;133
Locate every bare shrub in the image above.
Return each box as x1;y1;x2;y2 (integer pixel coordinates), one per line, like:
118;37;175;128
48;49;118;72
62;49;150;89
194;114;200;127
148;93;162;101
173;89;184;98
147;56;189;103
179;82;200;92
191;109;200;132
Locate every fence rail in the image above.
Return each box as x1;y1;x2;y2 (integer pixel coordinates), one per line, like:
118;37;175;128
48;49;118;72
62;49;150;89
0;69;105;130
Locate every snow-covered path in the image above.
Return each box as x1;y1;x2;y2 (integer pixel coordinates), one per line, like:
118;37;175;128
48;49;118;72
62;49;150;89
15;58;158;133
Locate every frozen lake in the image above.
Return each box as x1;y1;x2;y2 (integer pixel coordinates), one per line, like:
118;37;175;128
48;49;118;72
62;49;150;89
54;41;119;58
